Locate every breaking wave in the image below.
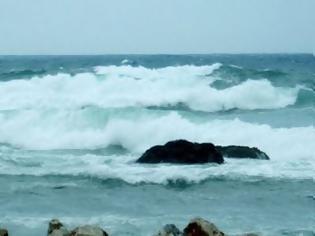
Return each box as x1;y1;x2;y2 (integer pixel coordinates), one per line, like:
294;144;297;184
0;64;300;112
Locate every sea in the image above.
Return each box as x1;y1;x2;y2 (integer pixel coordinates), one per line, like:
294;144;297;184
0;54;314;236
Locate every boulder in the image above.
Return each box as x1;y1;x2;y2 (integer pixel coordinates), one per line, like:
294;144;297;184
183;218;224;236
50;230;70;236
0;229;8;236
47;219;70;236
70;225;108;236
137;140;224;164
155;224;183;236
215;145;269;160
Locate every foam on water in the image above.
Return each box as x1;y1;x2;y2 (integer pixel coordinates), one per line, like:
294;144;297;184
0;112;314;182
0;64;299;112
1;56;314;236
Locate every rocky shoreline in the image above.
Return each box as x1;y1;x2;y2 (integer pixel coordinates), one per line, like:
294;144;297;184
0;217;260;236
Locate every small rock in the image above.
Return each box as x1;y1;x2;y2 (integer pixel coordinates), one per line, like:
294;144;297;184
0;229;8;236
70;225;108;236
183;218;224;236
216;145;269;160
155;224;183;236
47;219;70;236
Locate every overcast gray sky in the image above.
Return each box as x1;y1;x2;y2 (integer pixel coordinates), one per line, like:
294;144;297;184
0;0;314;54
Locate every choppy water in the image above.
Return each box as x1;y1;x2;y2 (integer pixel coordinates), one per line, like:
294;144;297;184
0;55;314;235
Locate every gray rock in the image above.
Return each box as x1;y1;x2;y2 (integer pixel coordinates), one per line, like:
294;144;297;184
70;225;108;236
0;229;8;236
155;224;183;236
50;229;70;236
48;219;70;236
183;217;224;236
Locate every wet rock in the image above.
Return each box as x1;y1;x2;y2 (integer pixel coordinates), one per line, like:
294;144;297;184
48;219;70;236
215;145;269;160
155;224;183;236
0;229;8;236
70;225;108;236
137;140;224;164
183;218;224;236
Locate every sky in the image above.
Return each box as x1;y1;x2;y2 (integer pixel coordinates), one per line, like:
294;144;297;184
0;0;314;55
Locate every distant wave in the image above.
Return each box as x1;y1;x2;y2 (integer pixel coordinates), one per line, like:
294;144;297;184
213;64;287;80
0;69;46;81
0;64;299;112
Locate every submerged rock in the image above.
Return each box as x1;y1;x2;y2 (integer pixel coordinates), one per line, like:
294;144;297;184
183;218;224;236
155;224;183;236
215;145;269;160
0;229;8;236
70;225;108;236
47;219;70;236
137;140;224;164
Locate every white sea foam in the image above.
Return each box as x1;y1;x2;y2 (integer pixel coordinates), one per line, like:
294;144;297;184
0;64;311;182
0;112;314;182
0;64;298;112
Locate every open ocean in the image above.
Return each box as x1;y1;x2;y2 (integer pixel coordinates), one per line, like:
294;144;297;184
0;54;314;235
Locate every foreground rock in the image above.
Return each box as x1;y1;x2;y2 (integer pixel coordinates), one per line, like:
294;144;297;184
137;140;224;164
155;224;183;236
47;219;108;236
48;219;70;236
183;218;224;236
70;225;108;236
154;218;261;236
216;145;269;160
0;229;8;236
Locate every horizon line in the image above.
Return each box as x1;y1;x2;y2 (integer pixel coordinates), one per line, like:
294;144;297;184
0;52;313;57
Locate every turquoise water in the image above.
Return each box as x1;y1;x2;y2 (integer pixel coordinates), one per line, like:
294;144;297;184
0;55;314;235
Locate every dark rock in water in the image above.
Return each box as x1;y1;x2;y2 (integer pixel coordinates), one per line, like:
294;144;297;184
216;145;270;160
0;229;8;236
47;219;70;236
155;224;183;236
137;140;224;164
183;217;224;236
70;225;108;236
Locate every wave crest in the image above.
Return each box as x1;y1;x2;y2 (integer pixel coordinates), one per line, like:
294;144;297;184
0;64;298;112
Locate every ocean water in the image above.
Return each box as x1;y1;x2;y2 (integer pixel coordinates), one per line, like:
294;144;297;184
0;54;314;236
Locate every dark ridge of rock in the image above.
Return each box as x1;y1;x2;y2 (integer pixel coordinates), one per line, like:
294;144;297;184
137;140;224;164
183;218;224;236
215;145;270;160
0;229;8;236
155;224;183;236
